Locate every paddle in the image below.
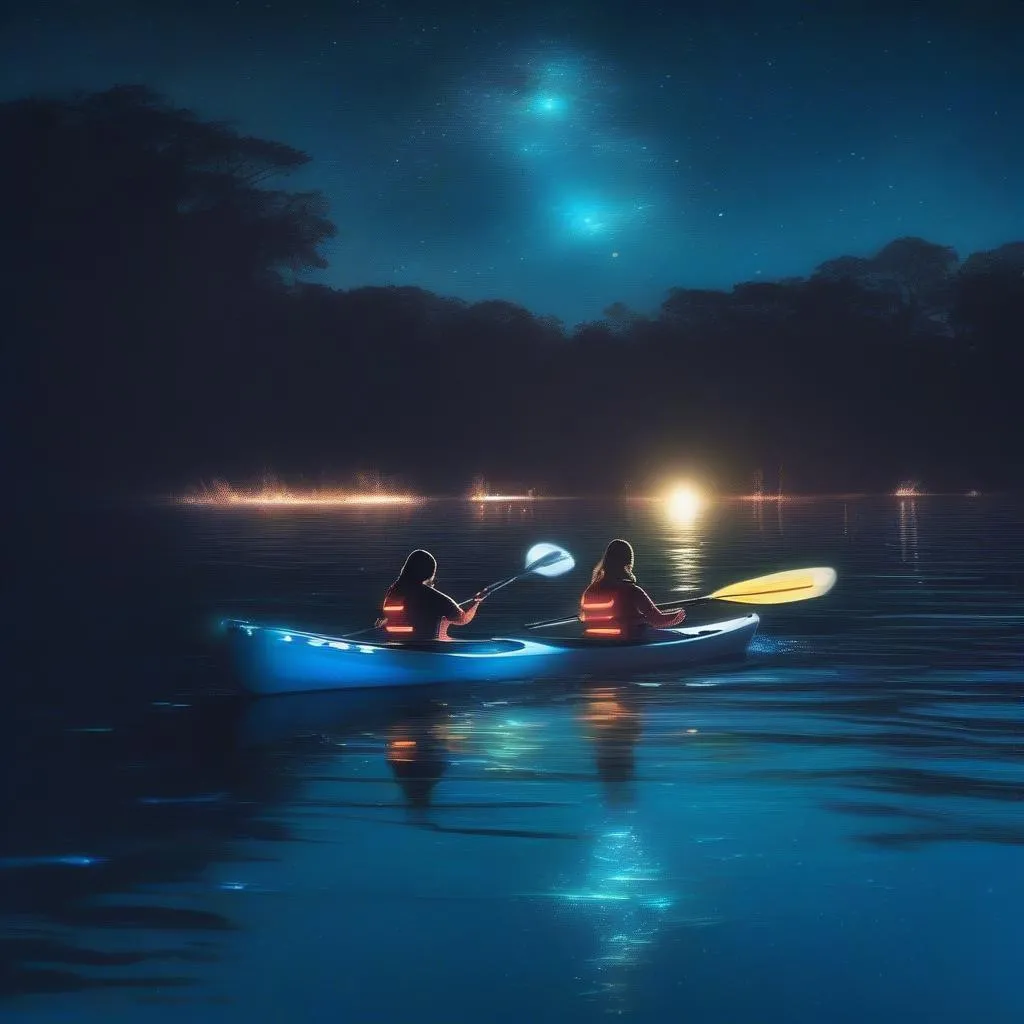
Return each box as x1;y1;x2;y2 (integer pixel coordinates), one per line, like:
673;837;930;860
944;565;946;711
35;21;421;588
455;543;576;607
345;543;576;639
523;566;838;631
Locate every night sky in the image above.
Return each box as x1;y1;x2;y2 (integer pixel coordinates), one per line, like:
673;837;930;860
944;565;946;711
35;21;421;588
2;0;1022;326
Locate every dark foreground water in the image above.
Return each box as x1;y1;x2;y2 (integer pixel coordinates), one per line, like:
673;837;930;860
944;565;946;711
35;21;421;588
3;496;1023;1022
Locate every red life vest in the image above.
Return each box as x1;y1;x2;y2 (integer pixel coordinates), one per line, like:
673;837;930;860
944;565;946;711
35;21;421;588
580;582;644;638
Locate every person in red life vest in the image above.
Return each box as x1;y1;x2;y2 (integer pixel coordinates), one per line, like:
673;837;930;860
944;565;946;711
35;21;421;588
376;549;484;641
579;539;685;640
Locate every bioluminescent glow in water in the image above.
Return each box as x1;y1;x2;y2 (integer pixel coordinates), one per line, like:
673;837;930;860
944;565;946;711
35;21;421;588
556;826;674;964
0;855;107;869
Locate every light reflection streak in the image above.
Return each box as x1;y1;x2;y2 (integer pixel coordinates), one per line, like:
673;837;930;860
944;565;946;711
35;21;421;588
557;687;675;1014
898;498;920;566
663;519;704;598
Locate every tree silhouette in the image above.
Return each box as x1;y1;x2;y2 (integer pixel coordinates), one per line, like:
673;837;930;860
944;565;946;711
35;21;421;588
3;84;1022;497
3;86;335;490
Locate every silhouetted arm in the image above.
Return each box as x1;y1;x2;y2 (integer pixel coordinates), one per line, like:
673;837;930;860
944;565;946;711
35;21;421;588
631;586;685;628
434;588;484;628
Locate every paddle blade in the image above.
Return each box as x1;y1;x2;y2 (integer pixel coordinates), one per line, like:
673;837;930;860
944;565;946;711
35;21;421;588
708;567;837;605
525;542;575;578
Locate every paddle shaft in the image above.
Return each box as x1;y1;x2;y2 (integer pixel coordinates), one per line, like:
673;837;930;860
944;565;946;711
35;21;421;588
454;547;570;608
455;568;534;608
525;593;711;632
524;573;831;630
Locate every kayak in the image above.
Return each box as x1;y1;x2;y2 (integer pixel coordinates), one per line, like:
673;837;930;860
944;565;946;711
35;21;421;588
224;613;759;695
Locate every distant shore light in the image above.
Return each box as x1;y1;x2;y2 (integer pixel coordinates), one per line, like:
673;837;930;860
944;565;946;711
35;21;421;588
177;484;421;507
665;483;704;525
894;481;922;497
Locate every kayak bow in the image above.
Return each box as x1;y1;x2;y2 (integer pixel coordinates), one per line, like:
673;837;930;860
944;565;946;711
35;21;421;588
224;614;759;695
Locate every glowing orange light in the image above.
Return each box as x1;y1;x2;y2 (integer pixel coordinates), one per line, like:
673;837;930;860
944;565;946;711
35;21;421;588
344;493;419;505
177;482;421;507
585;627;622;636
471;494;537;502
387;737;418;763
894;480;922;497
584;698;628;724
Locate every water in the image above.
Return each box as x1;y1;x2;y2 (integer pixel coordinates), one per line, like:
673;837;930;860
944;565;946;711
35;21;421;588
3;496;1023;1022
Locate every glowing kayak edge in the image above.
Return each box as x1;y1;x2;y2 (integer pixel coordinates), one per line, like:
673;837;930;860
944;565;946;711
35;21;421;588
223;614;760;695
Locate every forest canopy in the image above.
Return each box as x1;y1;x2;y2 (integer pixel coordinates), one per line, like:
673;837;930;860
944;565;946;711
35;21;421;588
5;86;1022;496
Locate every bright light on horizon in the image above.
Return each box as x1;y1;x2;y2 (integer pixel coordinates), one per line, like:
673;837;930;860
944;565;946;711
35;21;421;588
664;483;704;525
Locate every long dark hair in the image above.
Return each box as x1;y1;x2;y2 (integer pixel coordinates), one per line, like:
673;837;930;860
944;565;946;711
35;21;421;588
393;549;437;589
591;538;636;585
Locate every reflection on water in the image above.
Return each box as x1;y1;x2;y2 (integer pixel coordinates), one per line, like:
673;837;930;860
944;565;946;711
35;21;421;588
564;824;673;1015
656;500;705;597
5;497;1024;1022
472;501;536;522
898;498;920;566
664;525;703;596
386;713;451;811
0;698;298;1003
745;496;788;537
584;687;642;810
569;687;673;1015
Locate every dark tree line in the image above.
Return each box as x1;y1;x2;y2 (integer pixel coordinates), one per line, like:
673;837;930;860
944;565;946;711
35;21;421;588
5;85;1023;497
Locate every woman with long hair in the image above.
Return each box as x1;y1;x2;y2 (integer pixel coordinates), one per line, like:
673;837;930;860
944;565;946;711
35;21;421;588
579;539;685;640
376;549;484;641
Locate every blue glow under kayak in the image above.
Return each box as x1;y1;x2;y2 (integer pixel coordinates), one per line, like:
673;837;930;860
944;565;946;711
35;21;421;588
224;614;759;695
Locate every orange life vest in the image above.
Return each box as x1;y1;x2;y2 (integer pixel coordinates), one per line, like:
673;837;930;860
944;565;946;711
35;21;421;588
580;582;644;638
380;587;414;636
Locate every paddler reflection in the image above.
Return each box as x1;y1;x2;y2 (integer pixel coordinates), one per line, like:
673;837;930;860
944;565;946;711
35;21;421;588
384;712;450;811
581;684;643;809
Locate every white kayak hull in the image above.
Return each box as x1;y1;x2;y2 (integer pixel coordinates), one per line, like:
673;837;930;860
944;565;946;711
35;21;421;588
224;614;760;696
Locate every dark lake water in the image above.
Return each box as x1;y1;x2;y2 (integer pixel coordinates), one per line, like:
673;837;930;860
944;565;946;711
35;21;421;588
3;496;1023;1022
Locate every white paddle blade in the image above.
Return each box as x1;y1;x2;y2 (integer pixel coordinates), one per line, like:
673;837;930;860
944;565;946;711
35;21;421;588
525;542;575;578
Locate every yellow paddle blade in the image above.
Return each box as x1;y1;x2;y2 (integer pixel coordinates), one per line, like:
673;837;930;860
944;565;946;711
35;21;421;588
708;567;837;605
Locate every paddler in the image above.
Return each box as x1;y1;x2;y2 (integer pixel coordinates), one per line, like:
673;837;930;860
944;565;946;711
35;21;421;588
376;549;485;641
579;539;685;640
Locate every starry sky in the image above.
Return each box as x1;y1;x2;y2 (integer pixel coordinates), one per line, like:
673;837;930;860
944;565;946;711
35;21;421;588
2;0;1022;326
